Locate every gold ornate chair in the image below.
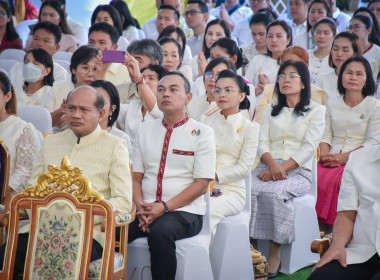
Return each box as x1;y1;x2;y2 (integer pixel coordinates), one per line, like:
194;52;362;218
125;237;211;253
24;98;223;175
0;156;135;280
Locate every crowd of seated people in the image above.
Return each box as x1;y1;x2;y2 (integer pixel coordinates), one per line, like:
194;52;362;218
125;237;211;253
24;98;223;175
1;0;380;279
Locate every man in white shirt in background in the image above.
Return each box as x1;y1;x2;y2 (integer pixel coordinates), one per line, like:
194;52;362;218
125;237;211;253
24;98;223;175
286;0;311;49
233;0;271;47
9;21;70;88
209;0;252;35
185;1;209;56
129;71;216;280
143;0;192;39
330;0;350;32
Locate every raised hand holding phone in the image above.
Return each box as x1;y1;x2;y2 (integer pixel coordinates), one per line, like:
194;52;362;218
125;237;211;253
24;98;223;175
123;52;141;83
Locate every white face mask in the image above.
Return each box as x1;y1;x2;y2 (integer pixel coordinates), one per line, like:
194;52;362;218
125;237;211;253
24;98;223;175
23;62;44;83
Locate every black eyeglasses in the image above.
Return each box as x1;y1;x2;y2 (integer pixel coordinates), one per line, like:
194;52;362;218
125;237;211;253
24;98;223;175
184;10;203;17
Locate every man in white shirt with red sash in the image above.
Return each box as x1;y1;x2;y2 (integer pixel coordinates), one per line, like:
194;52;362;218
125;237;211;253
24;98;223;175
130;71;216;280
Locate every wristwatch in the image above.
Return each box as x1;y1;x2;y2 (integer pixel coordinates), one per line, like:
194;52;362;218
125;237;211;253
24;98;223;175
162;201;170;213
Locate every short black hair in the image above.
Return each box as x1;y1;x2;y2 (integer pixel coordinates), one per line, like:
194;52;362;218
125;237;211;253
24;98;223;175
204;57;237;75
250;10;275;28
158;4;180;22
337;56;375;97
187;1;208;13
70;45;98;84
88;22;119;45
90;80;120;126
32;21;62;44
67;85;105;110
127;39;164;65
91;4;123;36
163;71;191;94
141;64;169;80
24;48;54;86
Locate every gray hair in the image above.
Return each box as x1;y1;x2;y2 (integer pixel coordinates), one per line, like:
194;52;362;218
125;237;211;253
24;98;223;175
66;85;105;110
127;39;164;65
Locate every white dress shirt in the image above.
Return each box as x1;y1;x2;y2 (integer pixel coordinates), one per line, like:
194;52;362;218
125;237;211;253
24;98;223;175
337;145;380;264
317;69;339;100
308;50;333;86
259;101;325;170
14;85;54;112
321;95;380;153
363;44;380;81
9;62;70;89
118;100;163;148
133;116;216;215
293;30;314;50
122;26;140;43
232;15;253;47
187;33;204;58
67;15;88;46
245;54;279;87
333;8;351;33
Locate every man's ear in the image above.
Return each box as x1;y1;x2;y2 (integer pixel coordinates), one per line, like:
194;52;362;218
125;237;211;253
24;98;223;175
98;107;106;121
54;44;60;53
112;44;119;50
175;21;180;27
185;92;193;105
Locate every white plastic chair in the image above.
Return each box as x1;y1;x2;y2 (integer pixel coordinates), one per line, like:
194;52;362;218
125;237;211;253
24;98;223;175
54;60;71;74
127;193;214;280
0;49;26;62
0;59;18;74
53;51;73;62
18;106;52;134
257;157;320;274
209;176;254;280
15;19;37;48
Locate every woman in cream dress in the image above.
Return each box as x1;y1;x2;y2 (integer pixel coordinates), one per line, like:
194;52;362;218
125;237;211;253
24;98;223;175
245;20;292;101
317;32;361;100
308;18;336;85
250;61;325;278
187;57;255;122
0;72;40;200
316;56;380;231
14;48;54;112
204;69;259;239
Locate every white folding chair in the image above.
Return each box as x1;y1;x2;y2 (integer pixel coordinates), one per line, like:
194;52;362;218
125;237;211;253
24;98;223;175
15;19;37;48
0;59;18;74
0;49;26;62
54;60;71;74
210;176;254;280
53;51;73;62
127;193;214;280
18;106;52;134
257;157;320;274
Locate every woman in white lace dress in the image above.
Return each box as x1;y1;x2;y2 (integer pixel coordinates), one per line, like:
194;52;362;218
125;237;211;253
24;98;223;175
0;72;40;198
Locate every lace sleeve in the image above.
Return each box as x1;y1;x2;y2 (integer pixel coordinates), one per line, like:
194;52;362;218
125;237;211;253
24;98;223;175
9;124;41;193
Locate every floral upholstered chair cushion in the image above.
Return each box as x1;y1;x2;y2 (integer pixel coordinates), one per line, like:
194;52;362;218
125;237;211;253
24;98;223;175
88;252;124;280
29;200;85;280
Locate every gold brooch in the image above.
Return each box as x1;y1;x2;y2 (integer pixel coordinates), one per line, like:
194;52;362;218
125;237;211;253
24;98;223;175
360;114;364;119
191;129;196;136
237;128;242;133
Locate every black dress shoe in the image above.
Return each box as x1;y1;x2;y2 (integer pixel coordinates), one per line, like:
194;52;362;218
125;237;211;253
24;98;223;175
268;262;281;279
